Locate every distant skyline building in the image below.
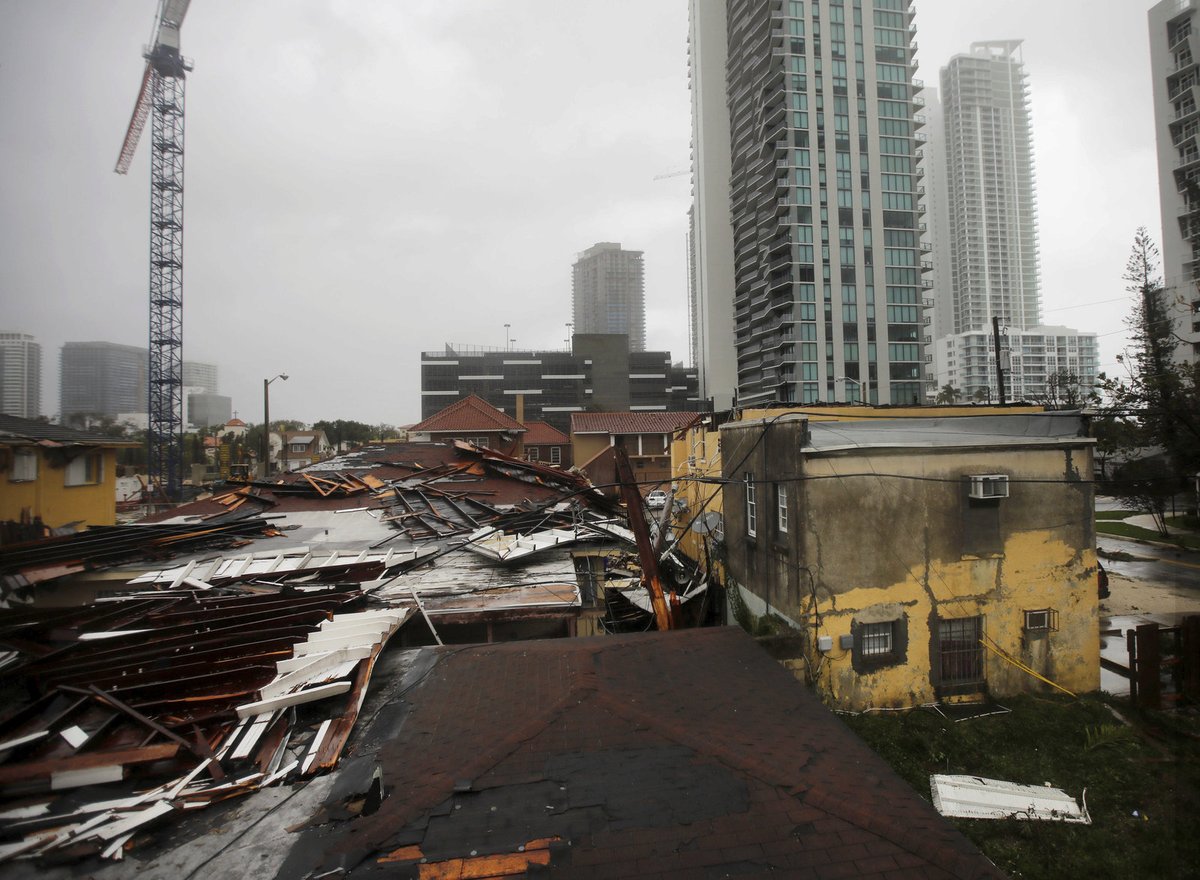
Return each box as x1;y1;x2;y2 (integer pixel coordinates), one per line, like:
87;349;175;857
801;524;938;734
1149;0;1200;364
61;340;224;425
0;332;42;419
690;0;932;407
421;334;701;433
571;243;646;353
60;341;147;423
939;41;1041;335
937;326;1098;403
182;361;220;395
932;41;1099;402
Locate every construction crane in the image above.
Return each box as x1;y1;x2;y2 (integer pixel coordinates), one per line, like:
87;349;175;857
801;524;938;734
115;0;193;502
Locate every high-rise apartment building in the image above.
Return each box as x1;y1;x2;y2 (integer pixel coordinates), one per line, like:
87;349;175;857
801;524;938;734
60;341;147;422
182;361;219;395
940;41;1040;335
691;0;930;407
688;2;738;409
572;243;646;353
1149;0;1200;364
0;332;42;419
938;326;1098;404
932;41;1099;402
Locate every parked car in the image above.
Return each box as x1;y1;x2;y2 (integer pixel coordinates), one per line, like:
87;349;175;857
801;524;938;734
646;489;668;510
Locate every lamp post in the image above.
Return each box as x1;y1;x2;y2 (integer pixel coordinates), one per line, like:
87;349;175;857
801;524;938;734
504;323;511;351
565;322;573;351
837;375;868;406
262;373;288;477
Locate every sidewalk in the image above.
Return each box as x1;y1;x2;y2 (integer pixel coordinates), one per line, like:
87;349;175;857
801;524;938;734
1120;513;1192;536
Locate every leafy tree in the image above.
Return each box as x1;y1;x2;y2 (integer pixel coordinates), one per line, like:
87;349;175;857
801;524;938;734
314;419;377;448
936;384;961;405
1037;370;1097;411
1096;228;1200;500
1110;456;1175;536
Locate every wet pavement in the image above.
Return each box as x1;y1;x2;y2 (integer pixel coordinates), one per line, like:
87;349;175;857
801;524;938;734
1099;613;1178;696
1098;536;1200;593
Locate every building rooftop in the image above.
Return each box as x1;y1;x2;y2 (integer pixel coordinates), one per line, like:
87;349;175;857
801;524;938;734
411;394;525;435
279;627;1003;879
521;420;570;445
0;414;138;447
765;413;1091;452
571;411;702;436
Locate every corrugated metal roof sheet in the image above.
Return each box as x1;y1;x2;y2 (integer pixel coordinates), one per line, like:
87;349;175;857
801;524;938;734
803;413;1089;451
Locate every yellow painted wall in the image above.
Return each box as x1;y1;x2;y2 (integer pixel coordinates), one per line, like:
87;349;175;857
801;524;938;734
669;424;726;582
788;446;1099;709
572;434;610;470
1;447;122;528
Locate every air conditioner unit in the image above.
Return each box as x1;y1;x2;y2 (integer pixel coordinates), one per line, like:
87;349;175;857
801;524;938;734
968;474;1009;500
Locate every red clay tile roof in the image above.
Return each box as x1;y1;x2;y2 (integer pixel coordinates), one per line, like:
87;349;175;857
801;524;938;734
570;411;701;436
298;628;1004;879
411;395;525;434
520;420;569;446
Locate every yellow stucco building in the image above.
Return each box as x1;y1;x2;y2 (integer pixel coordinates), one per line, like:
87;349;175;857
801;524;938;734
0;415;135;530
714;410;1100;710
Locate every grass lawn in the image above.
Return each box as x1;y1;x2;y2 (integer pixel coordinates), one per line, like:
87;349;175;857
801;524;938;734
841;694;1200;879
1095;520;1200;551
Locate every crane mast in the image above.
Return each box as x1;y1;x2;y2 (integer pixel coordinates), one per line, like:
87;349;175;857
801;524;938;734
115;0;192;502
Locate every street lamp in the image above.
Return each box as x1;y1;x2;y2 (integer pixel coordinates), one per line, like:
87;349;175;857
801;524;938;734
836;376;868;406
565;322;573;350
262;373;288;477
504;323;511;351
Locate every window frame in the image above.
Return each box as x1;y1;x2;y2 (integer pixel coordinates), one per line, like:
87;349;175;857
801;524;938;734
64;452;103;487
745;473;758;537
777;484;789;533
860;621;894;657
550;446;562;465
9;449;37;483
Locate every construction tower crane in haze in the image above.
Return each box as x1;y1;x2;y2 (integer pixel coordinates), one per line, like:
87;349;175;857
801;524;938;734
115;0;193;501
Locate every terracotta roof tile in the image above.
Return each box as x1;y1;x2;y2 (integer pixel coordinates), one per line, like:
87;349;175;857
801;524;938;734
521;420;569;445
411;395;525;434
570;411;701;436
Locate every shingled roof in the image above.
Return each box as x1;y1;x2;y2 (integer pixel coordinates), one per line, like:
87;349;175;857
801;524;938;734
410;395;525;434
285;627;1004;879
0;414;138;446
570;411;701;436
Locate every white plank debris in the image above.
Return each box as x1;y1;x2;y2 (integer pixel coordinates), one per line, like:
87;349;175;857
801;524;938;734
464;524;606;562
930;775;1091;824
0;607;412;866
126;545;439;586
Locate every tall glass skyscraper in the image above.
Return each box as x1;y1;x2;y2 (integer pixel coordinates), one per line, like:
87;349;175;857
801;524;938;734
0;332;41;419
571;243;647;353
940;41;1040;335
1149;0;1200;364
691;0;930;406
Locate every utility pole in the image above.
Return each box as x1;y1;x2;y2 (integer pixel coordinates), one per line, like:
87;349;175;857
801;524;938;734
992;316;1007;405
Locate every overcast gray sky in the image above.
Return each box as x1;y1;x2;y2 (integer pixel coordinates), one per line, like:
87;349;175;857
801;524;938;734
0;1;1161;426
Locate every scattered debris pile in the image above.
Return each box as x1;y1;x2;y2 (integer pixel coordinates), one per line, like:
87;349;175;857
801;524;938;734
0;589;409;863
0;519;279;604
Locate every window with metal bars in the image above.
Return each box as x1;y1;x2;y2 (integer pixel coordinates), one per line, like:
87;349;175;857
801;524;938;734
937;616;984;688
